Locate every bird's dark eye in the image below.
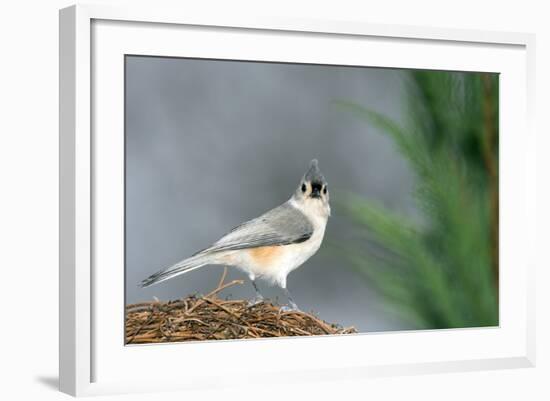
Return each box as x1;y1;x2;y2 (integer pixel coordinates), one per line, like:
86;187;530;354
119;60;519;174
323;186;327;194
301;183;307;193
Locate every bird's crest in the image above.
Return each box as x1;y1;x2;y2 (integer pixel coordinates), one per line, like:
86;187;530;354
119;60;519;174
303;159;326;184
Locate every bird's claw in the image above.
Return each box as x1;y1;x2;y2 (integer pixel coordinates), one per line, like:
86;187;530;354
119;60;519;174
248;297;264;307
280;304;299;312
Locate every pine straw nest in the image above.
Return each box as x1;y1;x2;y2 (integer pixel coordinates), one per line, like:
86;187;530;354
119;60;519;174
126;268;357;344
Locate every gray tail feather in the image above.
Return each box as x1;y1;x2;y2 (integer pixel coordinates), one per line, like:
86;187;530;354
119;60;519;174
140;253;211;288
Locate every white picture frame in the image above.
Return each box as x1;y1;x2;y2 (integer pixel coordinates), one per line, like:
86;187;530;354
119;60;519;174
59;4;536;397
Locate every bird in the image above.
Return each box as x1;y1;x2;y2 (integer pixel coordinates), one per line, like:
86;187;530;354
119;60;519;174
140;159;330;311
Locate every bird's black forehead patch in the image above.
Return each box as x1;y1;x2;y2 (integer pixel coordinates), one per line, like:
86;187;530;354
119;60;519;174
311;182;323;191
303;159;326;185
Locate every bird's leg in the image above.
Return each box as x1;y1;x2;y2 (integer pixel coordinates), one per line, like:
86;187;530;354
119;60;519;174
249;279;264;305
282;287;299;311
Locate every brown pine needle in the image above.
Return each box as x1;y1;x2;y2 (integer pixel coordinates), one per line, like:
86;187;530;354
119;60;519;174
126;272;357;344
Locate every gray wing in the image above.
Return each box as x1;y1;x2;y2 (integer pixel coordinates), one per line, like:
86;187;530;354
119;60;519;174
198;201;313;254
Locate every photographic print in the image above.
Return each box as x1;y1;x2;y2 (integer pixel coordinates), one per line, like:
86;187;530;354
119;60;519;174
124;56;499;344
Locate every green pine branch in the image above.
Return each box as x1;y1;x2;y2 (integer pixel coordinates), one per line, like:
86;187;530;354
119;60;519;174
331;71;499;330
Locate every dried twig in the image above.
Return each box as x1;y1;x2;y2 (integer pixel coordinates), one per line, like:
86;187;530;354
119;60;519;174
126;271;357;344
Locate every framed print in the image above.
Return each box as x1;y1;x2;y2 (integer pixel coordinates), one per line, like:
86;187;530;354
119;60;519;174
59;4;536;396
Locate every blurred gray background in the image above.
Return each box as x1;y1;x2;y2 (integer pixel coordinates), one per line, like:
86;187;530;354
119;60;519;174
125;55;416;332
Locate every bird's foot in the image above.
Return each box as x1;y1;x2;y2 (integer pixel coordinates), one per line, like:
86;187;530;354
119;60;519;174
280;303;300;312
248;296;264;307
281;288;299;312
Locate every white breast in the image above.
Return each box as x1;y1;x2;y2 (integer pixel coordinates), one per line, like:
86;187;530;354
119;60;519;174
272;197;329;286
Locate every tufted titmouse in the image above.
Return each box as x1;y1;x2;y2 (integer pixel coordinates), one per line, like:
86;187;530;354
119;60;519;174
140;159;330;310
